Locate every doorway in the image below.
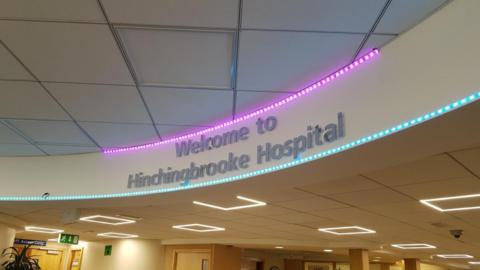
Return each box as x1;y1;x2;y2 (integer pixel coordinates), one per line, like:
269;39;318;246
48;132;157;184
174;250;211;270
29;249;63;270
68;249;83;270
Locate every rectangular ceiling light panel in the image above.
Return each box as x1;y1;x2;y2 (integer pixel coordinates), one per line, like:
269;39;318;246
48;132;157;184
318;226;376;235
193;196;266;211
79;215;136;225
25;226;64;234
97;232;138;238
436;254;473;259
420;193;480;212
391;243;436;249
172;224;225;232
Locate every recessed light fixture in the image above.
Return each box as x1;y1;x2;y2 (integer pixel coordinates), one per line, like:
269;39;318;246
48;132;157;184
420;193;480;212
193;196;266;211
391;243;436;249
275;246;284;249
172;224;225;232
469;262;480;265
79;215;136;225
25;226;64;234
97;232;138;239
436;254;473;259
323;249;333;253
318;226;376;235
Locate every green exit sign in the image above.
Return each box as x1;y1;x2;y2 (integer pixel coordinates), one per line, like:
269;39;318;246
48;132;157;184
58;233;79;245
104;245;112;256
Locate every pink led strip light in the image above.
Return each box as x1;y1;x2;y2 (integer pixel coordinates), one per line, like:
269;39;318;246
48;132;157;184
104;49;380;154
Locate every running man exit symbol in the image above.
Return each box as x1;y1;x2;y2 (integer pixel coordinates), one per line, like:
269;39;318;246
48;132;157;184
104;245;112;256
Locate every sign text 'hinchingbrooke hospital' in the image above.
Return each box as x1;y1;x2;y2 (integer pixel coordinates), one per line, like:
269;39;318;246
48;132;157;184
128;113;345;189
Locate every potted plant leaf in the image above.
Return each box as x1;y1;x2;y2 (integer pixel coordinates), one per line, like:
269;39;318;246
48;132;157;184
1;245;40;270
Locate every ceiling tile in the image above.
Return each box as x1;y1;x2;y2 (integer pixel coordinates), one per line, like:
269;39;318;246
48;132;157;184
238;205;298;217
394;177;480;200
375;0;448;34
7;119;94;145
102;0;238;28
155;124;211;139
142;87;233;126
0;81;69;120
46;82;152;123
0;143;44;156
120;28;233;88
268;213;328;225
0;0;105;22
242;0;385;32
276;196;347;212
79;122;158;148
0;21;133;84
0;45;33;80
450;147;480;176
0;122;28;144
237;31;363;92
235;216;284;227
36;145;98;155
364;154;471;186
299;175;383;196
357;34;396;59
332;188;412;207
236;91;290;116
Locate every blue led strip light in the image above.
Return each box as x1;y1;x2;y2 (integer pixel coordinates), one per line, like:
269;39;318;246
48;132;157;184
1;91;479;201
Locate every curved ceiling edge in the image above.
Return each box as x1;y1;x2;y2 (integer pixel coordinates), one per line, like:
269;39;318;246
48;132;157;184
2;91;479;202
104;49;380;154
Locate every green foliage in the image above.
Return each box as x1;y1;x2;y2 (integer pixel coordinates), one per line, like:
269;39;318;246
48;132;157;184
1;245;40;270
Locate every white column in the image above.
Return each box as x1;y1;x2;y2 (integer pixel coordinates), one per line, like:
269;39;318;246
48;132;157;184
0;223;16;252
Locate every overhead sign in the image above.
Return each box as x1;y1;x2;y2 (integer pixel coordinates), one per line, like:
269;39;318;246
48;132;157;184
58;233;79;245
127;113;345;189
14;239;47;246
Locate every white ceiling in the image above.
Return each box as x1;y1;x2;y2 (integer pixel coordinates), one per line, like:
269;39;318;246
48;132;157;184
8;145;480;268
0;0;449;155
3;102;480;269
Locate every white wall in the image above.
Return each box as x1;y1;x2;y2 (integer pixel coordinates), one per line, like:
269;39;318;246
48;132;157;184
0;223;15;252
80;239;164;270
420;263;458;270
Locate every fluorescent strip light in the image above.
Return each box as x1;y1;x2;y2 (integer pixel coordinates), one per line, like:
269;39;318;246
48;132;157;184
25;226;64;234
275;246;284;249
79;215;136;225
97;232;138;239
48;238;58;242
318;226;376;235
469;262;480;265
172;224;225;232
193;196;266;211
391;243;436;249
323;249;333;253
420;193;480;212
436;254;473;259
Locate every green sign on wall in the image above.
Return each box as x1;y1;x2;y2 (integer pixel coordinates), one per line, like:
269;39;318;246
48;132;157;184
58;233;79;245
104;245;113;256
